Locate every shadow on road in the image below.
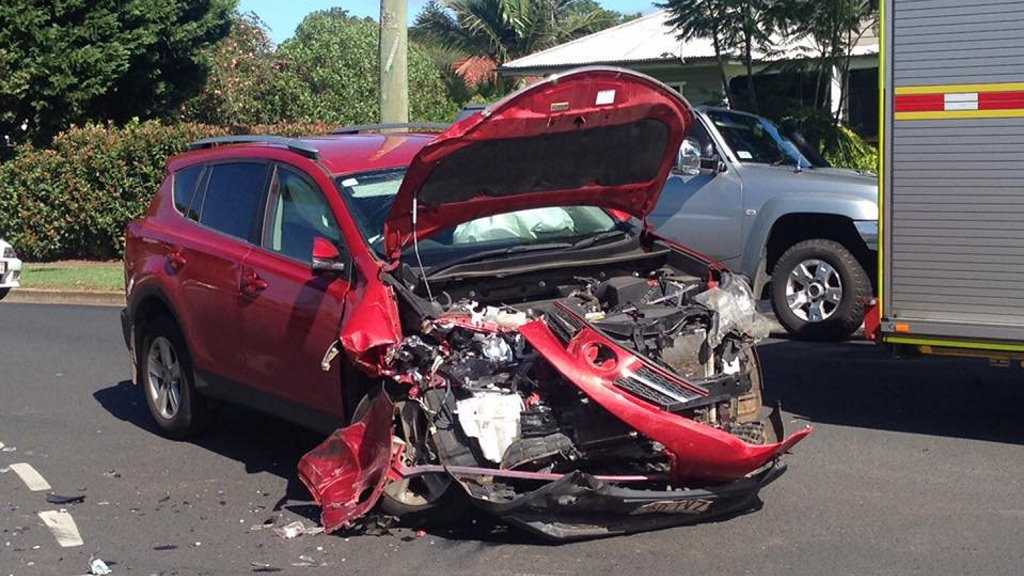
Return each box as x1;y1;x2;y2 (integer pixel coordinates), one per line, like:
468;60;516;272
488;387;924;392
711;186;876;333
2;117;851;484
93;381;323;517
758;338;1024;445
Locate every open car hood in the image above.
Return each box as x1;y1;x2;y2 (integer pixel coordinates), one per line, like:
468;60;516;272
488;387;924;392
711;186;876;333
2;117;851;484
382;67;694;259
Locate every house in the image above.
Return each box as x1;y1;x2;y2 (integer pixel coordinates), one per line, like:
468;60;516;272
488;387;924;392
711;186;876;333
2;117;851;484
499;10;879;137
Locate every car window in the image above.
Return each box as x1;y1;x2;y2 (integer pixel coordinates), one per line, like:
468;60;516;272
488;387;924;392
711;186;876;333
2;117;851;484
705;110;811;167
197;162;268;242
173;165;204;220
264;166;342;262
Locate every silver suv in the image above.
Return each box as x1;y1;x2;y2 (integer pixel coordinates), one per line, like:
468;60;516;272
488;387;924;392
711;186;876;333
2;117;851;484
650;107;878;340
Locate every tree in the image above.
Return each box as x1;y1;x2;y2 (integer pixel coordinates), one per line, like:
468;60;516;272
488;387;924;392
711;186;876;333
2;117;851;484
270;9;456;124
412;0;614;66
180;12;284;125
660;0;787;113
659;0;737;108
789;0;878;122
0;0;234;147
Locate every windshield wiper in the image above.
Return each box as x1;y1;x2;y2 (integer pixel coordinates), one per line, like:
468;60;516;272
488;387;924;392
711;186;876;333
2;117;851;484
426;242;573;277
571;229;630;249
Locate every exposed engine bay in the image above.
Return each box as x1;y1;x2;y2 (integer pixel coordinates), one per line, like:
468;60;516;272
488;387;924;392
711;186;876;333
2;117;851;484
299;242;811;541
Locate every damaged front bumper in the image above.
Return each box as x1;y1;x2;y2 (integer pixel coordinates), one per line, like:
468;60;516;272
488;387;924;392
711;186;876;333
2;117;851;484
420;460;787;541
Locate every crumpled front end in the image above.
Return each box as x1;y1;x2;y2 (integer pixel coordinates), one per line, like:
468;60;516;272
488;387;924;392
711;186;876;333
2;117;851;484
300;269;811;539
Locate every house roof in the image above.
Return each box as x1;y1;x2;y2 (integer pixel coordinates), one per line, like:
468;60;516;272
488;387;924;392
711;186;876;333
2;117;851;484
501;10;878;74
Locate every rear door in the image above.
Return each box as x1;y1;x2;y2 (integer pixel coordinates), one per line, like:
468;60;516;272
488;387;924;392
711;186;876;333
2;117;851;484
239;163;351;424
177;161;270;387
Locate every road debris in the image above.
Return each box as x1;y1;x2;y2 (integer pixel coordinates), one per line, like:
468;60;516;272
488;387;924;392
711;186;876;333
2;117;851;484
89;557;112;575
272;521;323;539
46;493;86;505
250;561;281;573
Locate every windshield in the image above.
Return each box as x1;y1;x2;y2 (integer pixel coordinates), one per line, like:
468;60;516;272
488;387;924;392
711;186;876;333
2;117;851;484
705;110;811;167
336;170;629;267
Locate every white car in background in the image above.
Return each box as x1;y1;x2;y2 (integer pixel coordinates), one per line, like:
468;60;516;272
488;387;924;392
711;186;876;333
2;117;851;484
0;239;22;300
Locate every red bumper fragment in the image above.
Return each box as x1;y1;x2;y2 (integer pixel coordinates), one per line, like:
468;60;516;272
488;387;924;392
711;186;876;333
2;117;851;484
518;320;812;482
297;392;395;533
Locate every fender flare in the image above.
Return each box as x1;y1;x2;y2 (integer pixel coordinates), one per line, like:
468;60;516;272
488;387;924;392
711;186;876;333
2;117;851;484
742;194;878;286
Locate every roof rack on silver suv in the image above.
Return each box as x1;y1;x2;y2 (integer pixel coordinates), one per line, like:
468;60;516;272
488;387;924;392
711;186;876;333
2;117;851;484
331;123;450;135
188;135;320;160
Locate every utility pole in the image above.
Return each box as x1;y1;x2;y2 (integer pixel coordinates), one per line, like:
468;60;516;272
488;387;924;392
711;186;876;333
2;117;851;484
379;0;409;124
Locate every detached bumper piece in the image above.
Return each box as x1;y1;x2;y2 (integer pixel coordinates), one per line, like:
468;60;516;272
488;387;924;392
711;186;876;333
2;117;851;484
453;461;787;541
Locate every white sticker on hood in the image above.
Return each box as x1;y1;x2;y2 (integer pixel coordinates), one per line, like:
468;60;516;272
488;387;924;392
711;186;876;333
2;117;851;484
596;89;616;105
736;150;753;160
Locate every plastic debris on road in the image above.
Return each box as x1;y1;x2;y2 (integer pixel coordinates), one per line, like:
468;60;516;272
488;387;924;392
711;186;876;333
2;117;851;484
46;493;86;505
89;557;112;575
273;521;324;539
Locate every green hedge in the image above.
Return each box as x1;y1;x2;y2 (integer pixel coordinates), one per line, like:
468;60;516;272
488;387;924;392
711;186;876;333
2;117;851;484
0;120;336;261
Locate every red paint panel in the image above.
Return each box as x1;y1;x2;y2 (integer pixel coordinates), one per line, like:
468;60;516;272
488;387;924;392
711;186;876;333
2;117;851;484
979;91;1024;110
297;392;395;533
894;93;944;112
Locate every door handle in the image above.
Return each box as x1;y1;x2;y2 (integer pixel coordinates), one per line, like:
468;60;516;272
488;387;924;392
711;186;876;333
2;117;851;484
167;250;187;271
241;270;268;297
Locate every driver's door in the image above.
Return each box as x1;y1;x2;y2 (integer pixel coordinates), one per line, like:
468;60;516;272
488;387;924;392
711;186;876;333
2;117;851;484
649;118;745;266
240;163;351;423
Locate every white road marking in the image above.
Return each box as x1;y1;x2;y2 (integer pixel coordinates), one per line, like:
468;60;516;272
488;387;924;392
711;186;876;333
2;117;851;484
9;462;52;491
38;510;84;547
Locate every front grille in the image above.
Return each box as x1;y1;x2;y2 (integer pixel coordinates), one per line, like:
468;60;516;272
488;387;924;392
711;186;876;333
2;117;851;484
615;365;705;411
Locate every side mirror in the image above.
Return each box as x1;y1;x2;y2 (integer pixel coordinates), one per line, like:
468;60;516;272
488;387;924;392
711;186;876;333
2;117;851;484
311;237;347;274
676;137;702;175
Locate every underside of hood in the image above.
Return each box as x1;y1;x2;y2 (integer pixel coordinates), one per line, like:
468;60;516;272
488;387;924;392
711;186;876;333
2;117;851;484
383;67;694;259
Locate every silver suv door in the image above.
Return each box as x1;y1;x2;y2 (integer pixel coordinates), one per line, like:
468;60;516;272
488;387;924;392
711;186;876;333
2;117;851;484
649;115;744;266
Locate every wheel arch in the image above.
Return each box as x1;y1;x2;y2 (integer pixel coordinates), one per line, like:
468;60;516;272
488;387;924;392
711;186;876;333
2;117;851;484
128;285;190;371
744;198;877;297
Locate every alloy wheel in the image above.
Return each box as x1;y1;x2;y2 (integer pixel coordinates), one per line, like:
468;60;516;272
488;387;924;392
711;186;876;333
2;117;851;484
147;336;183;420
785;258;843;323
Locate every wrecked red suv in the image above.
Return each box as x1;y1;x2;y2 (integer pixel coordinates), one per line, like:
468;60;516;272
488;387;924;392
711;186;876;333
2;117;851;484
122;68;810;540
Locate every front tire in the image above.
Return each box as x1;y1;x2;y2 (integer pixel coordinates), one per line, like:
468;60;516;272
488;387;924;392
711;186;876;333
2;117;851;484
771;239;870;341
139;316;207;439
0;288;9;301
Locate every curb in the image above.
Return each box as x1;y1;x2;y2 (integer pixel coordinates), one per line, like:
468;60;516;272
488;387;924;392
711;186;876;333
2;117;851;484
4;288;125;307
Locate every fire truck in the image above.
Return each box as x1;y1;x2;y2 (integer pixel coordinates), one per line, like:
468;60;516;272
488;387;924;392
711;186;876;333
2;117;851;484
870;0;1024;360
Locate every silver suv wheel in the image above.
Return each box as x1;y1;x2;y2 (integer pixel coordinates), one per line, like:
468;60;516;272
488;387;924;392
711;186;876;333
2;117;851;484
785;259;843;323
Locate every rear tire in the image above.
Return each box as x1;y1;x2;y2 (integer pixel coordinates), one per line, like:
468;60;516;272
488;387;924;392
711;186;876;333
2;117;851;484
139;316;207;439
771;239;870;341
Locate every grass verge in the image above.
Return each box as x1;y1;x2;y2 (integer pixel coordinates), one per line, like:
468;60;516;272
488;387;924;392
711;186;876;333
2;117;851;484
21;261;124;292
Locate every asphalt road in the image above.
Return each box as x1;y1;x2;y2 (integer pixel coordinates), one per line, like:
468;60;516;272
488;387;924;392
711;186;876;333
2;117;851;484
2;303;1023;576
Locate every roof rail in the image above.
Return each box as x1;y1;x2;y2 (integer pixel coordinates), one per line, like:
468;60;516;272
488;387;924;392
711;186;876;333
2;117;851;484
331;122;450;135
188;135;320;159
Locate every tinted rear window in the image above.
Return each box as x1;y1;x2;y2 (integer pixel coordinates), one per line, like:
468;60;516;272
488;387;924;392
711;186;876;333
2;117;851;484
198;163;268;242
173;165;204;220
